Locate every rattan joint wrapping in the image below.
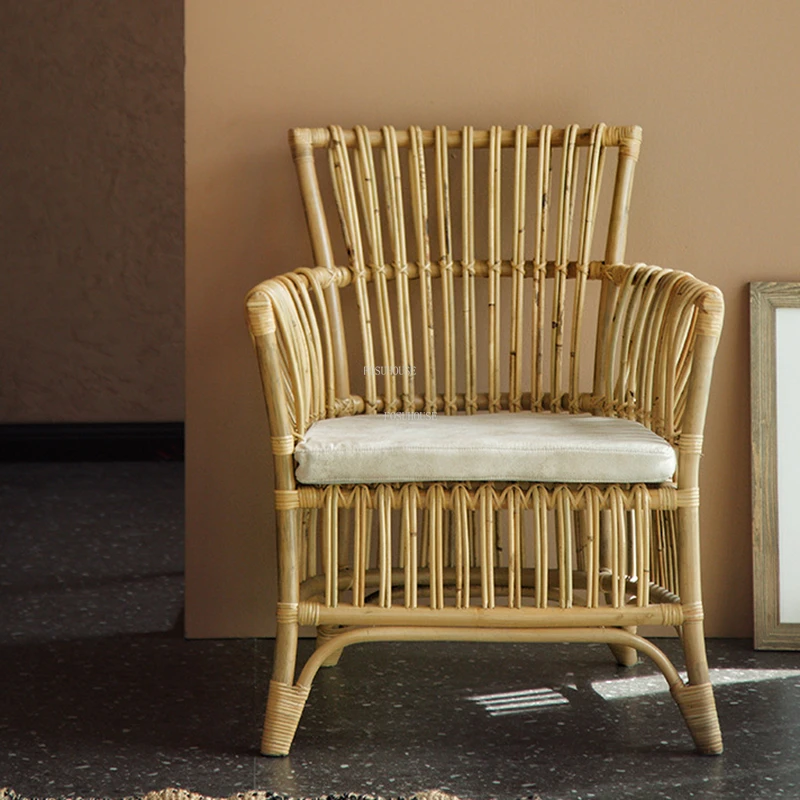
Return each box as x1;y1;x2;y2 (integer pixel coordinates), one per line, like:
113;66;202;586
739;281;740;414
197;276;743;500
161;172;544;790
671;682;723;755
677;488;701;508
261;680;310;756
276;602;299;624
682;601;705;622
273;490;300;510
271;436;295;456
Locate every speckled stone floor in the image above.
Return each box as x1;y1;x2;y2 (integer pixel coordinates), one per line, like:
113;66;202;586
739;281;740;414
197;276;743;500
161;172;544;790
2;463;800;800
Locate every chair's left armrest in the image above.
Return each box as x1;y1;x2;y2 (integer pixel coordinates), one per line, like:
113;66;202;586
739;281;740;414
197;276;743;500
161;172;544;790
246;267;338;468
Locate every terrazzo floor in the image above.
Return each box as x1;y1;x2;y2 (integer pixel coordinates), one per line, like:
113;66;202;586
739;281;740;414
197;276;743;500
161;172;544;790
2;462;800;799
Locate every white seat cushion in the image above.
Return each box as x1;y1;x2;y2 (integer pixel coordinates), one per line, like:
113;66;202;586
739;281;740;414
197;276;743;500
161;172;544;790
294;411;676;485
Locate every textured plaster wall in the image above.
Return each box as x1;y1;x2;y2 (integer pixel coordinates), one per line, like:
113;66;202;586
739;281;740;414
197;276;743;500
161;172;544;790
186;0;800;638
0;0;184;423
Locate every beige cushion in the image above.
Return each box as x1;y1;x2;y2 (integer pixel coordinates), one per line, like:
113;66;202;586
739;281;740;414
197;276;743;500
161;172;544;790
294;411;676;485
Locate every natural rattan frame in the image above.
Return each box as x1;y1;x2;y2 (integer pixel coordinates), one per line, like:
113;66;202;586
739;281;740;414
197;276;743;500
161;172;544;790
246;125;724;756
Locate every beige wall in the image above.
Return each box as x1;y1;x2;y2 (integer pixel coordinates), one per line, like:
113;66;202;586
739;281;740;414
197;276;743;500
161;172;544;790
186;0;800;638
0;0;184;423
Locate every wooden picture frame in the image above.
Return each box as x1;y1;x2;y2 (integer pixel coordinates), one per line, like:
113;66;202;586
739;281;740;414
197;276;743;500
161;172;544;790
751;281;800;649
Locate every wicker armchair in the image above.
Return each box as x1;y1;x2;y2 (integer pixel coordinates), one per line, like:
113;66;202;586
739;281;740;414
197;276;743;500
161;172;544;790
246;125;724;757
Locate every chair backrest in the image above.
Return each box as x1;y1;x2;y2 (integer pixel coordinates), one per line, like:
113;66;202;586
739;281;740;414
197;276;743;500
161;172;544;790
288;124;642;415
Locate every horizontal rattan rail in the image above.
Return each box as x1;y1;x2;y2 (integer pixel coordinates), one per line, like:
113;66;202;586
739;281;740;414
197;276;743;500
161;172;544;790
292;125;642;152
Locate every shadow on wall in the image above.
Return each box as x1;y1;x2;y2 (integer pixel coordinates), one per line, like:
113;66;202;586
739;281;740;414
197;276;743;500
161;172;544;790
0;0;184;423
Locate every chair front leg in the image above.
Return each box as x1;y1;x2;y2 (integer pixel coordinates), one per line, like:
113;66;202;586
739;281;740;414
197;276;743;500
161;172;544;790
671;505;722;755
262;507;309;756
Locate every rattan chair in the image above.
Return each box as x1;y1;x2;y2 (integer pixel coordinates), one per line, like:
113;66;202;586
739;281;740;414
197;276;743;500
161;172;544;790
246;124;724;757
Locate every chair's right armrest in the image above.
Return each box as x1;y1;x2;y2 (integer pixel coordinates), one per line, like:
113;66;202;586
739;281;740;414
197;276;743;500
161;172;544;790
593;263;724;454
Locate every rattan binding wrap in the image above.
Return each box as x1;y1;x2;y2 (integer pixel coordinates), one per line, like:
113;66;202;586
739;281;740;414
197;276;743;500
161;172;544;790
246;124;724;757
